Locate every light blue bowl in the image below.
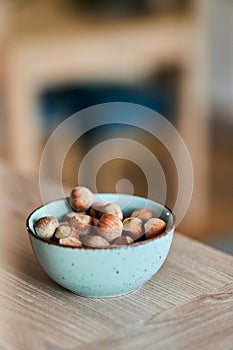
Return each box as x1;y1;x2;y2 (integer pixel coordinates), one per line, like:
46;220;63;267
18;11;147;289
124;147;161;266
27;194;174;298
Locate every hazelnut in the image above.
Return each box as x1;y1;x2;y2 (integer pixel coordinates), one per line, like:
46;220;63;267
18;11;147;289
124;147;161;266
144;218;166;239
59;237;82;247
92;217;99;227
69;226;79;239
111;235;134;246
97;214;123;242
55;223;71;239
63;211;86;222
131;208;154;223
70;214;94;236
81;235;110;248
123;217;143;241
88;202;106;219
103;203;123;221
69;186;93;212
59;221;70;226
34;216;59;239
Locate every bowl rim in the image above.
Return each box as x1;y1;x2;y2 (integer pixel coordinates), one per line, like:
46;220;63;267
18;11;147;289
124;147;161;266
26;195;175;250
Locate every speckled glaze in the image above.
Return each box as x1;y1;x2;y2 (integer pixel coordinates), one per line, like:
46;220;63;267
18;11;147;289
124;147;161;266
27;194;174;298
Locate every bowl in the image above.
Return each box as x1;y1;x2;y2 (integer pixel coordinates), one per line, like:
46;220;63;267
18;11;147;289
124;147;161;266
26;194;174;298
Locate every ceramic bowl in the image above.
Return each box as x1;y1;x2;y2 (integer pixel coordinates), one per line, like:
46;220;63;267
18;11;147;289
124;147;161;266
26;194;174;298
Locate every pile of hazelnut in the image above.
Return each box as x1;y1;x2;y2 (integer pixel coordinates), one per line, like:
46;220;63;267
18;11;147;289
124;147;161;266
34;186;167;248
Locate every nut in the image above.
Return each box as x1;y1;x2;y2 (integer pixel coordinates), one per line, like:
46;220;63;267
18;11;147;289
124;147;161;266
103;203;123;221
131;208;154;223
69;226;79;239
55;223;71;239
144;218;166;239
97;214;123;242
70;214;94;236
81;235;110;248
59;237;82;247
92;217;99;227
58;221;70;226
88;202;106;219
69;186;93;212
111;235;134;246
34;216;59;239
123;217;143;241
63;211;86;222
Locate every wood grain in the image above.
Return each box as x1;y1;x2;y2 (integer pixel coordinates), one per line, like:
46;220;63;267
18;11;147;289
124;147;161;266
0;162;232;349
79;283;233;350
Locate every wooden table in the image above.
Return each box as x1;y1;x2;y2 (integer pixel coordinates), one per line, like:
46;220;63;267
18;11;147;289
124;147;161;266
0;161;232;350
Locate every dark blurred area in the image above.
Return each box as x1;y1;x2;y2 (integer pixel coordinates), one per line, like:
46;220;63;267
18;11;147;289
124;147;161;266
0;0;232;253
40;67;179;130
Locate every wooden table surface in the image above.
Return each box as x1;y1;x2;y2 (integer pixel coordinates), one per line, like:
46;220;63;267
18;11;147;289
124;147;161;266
0;162;232;350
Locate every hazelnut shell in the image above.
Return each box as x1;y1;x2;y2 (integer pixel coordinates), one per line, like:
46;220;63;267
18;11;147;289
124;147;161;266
144;218;166;239
34;216;59;239
111;235;134;246
81;235;110;248
131;208;154;223
103;203;123;221
123;217;143;241
97;214;123;242
59;237;82;247
69;186;93;212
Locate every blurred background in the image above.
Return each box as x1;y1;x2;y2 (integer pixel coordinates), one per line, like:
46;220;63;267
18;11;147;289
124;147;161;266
0;0;232;253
